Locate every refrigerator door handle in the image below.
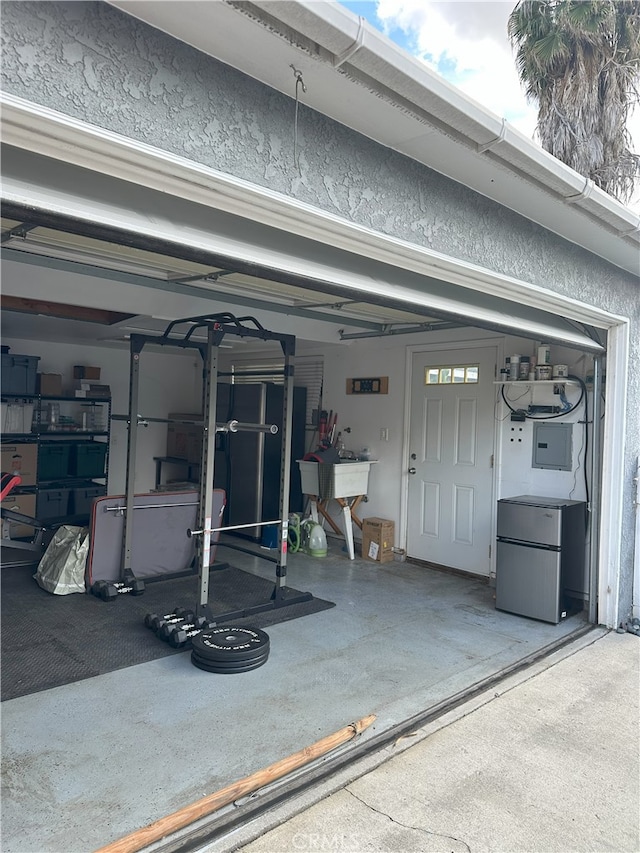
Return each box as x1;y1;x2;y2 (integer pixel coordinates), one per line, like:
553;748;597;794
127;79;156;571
497;537;561;551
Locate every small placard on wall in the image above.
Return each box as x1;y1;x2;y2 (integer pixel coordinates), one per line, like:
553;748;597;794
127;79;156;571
346;377;389;395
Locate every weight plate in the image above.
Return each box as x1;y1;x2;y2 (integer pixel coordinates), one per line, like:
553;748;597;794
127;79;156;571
192;627;270;662
190;650;269;674
190;645;270;669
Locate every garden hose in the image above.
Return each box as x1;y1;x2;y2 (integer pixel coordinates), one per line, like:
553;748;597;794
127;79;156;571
288;513;301;553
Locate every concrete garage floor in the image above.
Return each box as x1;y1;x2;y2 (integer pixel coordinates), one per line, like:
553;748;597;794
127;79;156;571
0;540;589;853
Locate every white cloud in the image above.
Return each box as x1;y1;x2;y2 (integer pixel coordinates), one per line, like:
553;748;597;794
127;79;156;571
370;0;639;210
374;0;539;139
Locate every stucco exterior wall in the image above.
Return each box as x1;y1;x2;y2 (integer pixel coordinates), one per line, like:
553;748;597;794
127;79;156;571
1;0;638;621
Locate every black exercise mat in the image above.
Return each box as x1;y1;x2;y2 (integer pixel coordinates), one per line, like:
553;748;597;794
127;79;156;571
0;565;335;701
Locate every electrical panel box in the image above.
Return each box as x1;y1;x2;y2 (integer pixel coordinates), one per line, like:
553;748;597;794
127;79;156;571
532;422;573;471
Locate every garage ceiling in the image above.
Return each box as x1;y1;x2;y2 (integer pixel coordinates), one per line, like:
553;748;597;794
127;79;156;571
1;215;461;352
0;142;607;355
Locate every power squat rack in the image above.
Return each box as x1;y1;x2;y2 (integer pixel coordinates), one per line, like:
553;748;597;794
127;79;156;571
117;313;312;623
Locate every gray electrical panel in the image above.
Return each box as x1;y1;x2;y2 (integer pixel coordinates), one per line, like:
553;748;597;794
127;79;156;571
532;422;573;471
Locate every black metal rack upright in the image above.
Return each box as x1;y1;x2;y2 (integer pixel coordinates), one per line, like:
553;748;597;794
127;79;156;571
118;313;310;621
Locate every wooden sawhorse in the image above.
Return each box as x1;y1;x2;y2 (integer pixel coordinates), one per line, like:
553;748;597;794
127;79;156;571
307;494;365;560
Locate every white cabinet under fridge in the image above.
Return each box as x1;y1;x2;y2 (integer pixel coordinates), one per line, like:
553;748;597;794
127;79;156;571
496;495;587;624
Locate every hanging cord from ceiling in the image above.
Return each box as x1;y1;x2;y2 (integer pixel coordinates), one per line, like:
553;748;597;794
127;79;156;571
290;64;307;174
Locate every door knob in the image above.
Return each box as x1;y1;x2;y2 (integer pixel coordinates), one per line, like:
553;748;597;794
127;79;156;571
408;467;416;475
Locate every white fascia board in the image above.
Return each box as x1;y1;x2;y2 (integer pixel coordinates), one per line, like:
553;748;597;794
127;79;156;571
107;1;639;276
254;1;640;226
0;94;620;344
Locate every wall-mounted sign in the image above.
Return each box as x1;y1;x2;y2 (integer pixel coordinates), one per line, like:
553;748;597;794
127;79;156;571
346;377;389;395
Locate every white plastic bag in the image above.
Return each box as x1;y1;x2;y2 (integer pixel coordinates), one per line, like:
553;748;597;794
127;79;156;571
33;525;89;595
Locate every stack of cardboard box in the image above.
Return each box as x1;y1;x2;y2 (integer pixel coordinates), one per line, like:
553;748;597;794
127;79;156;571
72;366;110;399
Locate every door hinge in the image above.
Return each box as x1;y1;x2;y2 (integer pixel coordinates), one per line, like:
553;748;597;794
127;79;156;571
490;454;494;468
489;543;492;558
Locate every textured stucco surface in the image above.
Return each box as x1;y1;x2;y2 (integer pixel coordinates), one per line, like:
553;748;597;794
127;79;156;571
1;0;638;619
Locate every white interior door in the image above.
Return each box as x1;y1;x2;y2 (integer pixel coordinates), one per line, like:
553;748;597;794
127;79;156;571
407;346;497;575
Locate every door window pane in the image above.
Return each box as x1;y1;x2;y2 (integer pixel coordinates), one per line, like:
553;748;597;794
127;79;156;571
424;364;479;385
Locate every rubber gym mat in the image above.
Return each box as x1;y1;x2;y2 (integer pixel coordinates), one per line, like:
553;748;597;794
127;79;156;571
0;565;335;701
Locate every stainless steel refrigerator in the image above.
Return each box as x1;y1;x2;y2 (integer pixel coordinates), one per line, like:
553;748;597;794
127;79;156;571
496;495;587;624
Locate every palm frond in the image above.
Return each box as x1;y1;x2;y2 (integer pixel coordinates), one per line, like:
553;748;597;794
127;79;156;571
508;0;640;201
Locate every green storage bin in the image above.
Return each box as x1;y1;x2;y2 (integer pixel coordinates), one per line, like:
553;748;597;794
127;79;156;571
36;488;71;520
38;444;71;481
71;485;107;517
71;443;108;478
1;353;40;395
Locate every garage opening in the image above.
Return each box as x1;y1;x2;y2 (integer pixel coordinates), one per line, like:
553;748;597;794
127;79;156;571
1;152;611;850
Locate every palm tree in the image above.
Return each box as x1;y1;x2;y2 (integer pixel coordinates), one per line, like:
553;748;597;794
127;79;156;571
508;0;640;203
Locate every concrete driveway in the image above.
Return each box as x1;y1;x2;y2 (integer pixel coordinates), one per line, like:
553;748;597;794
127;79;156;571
227;630;639;853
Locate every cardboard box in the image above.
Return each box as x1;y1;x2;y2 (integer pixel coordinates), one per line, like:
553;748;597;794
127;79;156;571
74;384;111;399
167;413;203;463
1;443;38;486
362;517;395;563
73;365;101;380
37;373;63;396
1;492;37;538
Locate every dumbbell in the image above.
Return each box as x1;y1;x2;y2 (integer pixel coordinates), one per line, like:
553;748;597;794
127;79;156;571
91;579;145;601
144;608;195;633
166;619;217;649
158;614;209;641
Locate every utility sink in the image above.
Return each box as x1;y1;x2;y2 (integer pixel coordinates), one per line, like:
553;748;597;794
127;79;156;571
297;460;377;499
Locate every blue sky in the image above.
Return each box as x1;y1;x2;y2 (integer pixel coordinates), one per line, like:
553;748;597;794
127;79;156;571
337;1;639;210
338;1;538;139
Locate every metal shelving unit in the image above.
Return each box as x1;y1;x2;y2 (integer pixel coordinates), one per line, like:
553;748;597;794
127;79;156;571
1;393;111;525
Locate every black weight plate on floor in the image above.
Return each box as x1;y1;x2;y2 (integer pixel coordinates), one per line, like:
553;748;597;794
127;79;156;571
192;626;270;662
190;650;269;674
190;654;269;672
190;646;270;669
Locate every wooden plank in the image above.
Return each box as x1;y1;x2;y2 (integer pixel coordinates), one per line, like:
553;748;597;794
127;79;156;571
1;295;133;325
95;714;376;853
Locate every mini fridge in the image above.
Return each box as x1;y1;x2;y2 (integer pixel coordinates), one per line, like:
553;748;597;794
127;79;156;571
496;495;587;623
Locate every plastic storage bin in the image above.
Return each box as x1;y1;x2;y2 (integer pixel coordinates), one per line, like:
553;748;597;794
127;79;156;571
71;485;107;517
36;488;72;520
38;444;71;481
1;401;34;433
1;354;40;395
71;443;108;478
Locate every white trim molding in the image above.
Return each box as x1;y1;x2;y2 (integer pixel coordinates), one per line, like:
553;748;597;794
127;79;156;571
0;94;627;336
598;320;630;628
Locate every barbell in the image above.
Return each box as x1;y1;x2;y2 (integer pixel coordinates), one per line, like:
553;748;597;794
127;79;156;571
111;414;278;435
